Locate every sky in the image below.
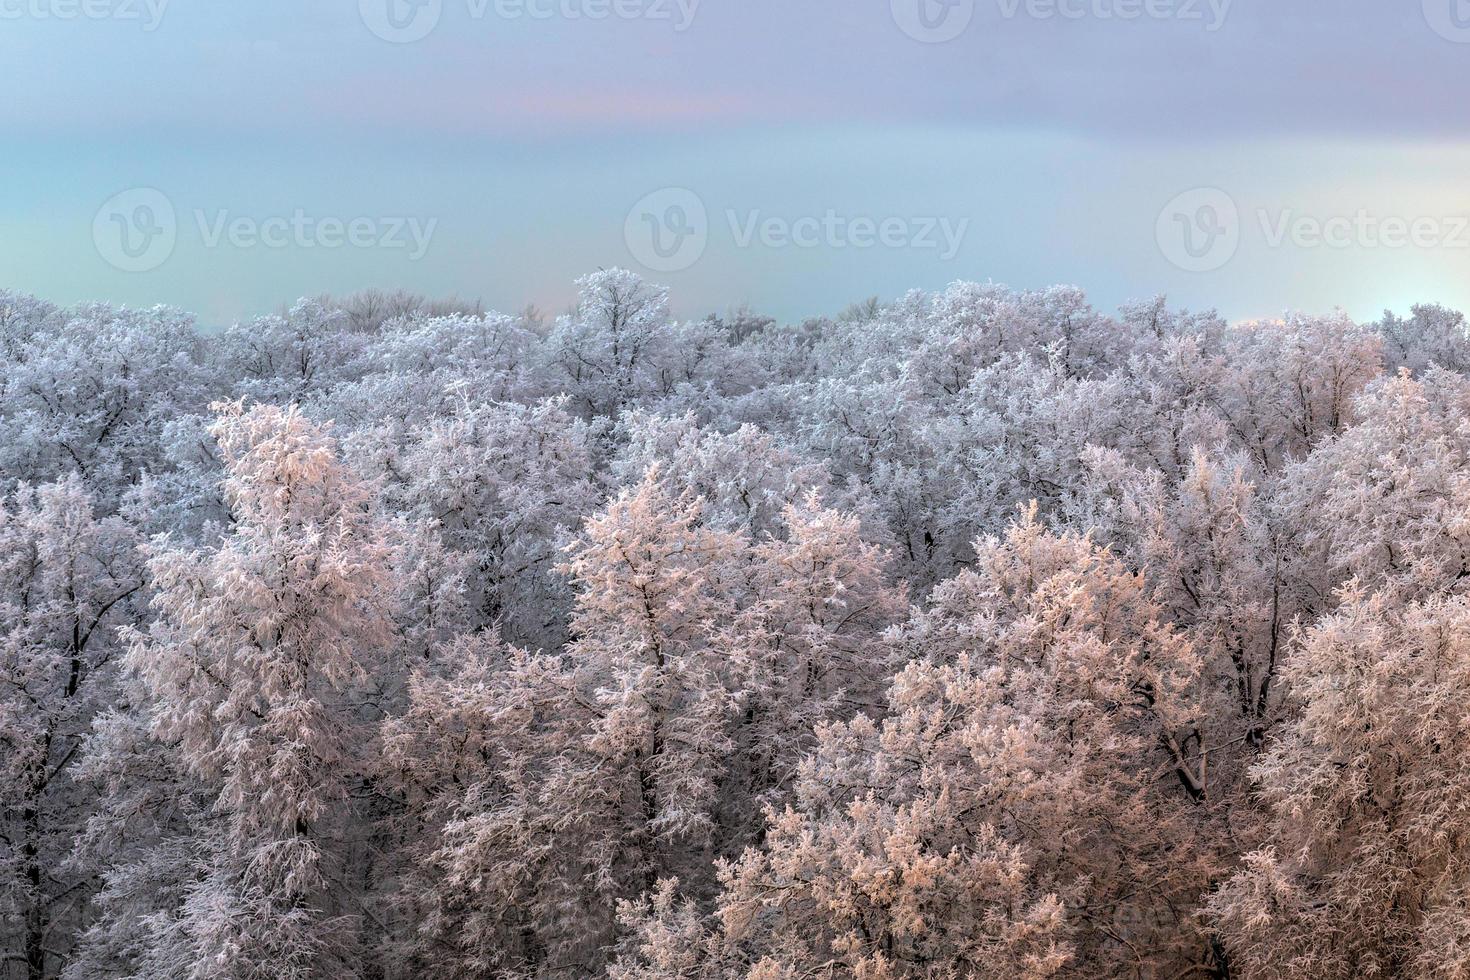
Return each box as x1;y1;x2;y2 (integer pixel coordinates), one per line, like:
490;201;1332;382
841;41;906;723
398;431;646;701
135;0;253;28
3;0;1470;327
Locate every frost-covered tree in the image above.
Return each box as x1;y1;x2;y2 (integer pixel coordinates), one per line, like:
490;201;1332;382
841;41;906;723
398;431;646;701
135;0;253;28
1205;313;1383;470
0;479;142;980
0;304;215;505
1210;586;1470;980
220;301;366;406
361;396;601;649
612;412;882;540
542;270;735;420
1281;367;1470;602
87;402;405;980
381;634;608;977
320;309;541;433
383;469;901;976
1377;303;1470;375
382;473;746;975
684;509;1223;980
1081;445;1296;751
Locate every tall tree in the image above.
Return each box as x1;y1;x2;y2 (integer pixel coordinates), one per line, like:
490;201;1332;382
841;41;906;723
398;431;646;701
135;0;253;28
1210;586;1470;979
87;402;404;979
0;479;142;980
676;509;1222;979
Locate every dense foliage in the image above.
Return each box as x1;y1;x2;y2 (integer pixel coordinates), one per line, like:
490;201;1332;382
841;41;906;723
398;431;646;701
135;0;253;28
4;271;1470;979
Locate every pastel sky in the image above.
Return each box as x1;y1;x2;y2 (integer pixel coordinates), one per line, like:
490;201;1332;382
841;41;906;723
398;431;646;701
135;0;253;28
4;0;1470;327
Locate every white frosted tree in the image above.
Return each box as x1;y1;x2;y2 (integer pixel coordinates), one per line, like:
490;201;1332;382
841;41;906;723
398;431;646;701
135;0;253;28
100;402;404;979
1281;367;1470;603
689;509;1222;979
384;468;903;976
1210;586;1470;980
0;478;143;980
1203;313;1383;471
381;634;608;977
385;396;601;649
541;269;733;420
319;309;541;433
1080;445;1297;752
612;412;865;538
220;301;366;407
0;303;216;506
1377;302;1470;375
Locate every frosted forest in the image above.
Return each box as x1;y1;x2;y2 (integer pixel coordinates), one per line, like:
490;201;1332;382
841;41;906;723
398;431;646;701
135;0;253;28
7;268;1470;980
